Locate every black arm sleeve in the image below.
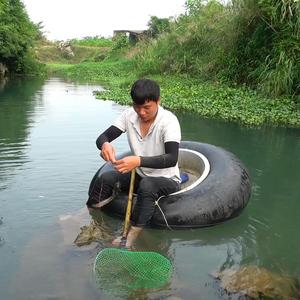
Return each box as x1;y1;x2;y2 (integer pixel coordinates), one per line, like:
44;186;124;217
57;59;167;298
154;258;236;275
140;141;179;169
96;125;123;150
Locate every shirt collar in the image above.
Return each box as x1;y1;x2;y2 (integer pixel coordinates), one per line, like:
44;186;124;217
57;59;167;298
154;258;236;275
129;105;163;126
129;105;163;137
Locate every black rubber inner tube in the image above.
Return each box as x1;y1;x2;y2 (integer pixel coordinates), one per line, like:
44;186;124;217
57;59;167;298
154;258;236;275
88;141;251;229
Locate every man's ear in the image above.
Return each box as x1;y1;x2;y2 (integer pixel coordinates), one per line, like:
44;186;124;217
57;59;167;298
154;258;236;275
157;97;161;105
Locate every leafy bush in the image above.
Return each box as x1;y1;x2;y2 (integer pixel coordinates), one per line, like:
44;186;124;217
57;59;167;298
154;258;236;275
147;16;171;38
0;0;40;74
225;0;300;97
111;33;129;51
133;0;230;77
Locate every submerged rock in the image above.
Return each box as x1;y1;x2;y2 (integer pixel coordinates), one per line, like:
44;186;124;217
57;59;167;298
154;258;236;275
213;265;300;299
59;207;114;247
74;219;114;247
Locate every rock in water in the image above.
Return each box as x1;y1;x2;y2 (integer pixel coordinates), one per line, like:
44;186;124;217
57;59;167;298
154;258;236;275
74;220;114;247
59;207;114;247
213;265;300;299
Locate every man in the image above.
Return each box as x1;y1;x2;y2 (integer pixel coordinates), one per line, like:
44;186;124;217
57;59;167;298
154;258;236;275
87;79;181;247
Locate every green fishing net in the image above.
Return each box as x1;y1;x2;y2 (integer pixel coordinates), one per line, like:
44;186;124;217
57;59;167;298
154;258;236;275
94;248;172;297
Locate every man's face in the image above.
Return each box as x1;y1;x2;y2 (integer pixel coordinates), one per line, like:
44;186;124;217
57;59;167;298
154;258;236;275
133;99;160;122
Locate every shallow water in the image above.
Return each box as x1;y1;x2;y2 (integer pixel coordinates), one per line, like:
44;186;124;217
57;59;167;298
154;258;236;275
0;77;299;299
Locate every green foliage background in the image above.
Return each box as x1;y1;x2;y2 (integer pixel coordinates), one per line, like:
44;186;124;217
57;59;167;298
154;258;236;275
134;0;300;100
70;36;113;47
1;0;299;126
48;0;300;127
0;0;42;74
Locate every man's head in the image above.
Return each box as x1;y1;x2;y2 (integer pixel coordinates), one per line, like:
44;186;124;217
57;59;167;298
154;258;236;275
130;79;160;122
130;79;160;105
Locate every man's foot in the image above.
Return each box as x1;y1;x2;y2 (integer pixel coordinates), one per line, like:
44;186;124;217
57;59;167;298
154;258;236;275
112;226;142;248
112;236;123;246
111;236;132;249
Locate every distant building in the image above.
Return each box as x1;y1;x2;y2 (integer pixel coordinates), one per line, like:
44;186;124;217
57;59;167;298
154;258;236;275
113;30;147;44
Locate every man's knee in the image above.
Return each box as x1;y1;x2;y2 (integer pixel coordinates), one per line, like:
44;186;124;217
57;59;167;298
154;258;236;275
100;170;118;184
138;177;158;194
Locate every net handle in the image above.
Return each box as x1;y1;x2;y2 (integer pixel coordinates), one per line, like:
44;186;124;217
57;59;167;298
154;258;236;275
120;169;136;248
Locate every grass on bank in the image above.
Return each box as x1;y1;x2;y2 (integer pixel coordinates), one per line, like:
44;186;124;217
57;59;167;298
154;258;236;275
35;43;110;64
70;36;113;47
48;59;300;127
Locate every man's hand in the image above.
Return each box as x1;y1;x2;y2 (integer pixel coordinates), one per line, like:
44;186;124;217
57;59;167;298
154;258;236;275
100;142;116;164
114;156;141;173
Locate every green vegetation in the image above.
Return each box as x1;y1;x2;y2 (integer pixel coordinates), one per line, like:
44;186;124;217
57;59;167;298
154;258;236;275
133;0;300;99
34;35;127;64
0;0;44;74
35;42;110;64
49;59;300;127
44;0;300;127
70;36;113;47
147;16;171;38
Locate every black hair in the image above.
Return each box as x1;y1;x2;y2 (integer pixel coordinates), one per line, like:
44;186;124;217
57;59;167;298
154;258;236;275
130;79;160;105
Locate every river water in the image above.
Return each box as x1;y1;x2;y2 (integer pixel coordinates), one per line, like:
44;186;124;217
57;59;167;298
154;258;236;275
0;77;299;299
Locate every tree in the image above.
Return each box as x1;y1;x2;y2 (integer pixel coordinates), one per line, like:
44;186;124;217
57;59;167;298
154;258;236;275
147;16;171;38
184;0;206;15
33;21;47;41
0;0;38;73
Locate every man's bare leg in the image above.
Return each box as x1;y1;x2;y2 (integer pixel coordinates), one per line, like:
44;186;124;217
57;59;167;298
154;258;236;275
112;226;142;248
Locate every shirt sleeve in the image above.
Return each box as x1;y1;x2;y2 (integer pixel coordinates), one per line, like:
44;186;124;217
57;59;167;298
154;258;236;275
96;126;123;150
163;113;181;143
140;141;179;169
112;109;128;132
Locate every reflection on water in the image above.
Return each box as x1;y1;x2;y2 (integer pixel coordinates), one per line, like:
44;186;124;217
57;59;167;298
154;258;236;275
0;78;44;190
0;216;4;247
0;77;299;299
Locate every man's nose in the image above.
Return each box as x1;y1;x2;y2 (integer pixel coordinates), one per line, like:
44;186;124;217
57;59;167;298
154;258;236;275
139;108;146;116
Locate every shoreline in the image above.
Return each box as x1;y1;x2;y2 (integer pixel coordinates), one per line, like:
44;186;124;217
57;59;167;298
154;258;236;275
47;60;300;128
